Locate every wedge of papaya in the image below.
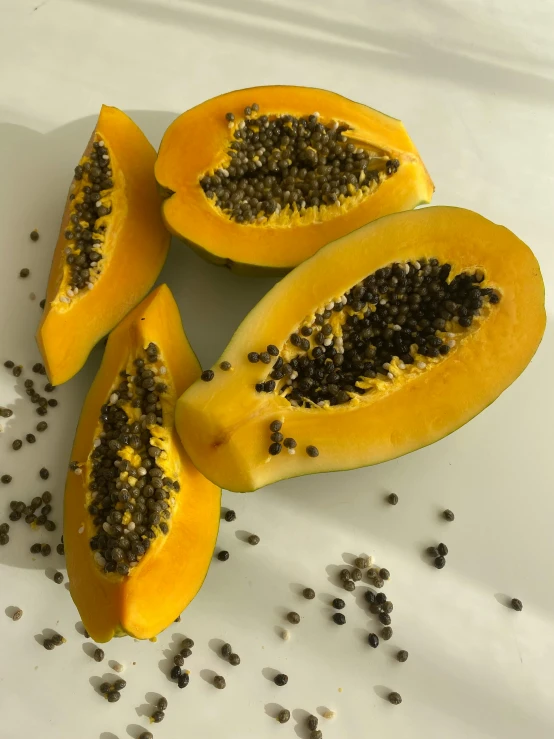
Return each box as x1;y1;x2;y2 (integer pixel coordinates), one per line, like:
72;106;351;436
176;207;545;492
65;285;220;642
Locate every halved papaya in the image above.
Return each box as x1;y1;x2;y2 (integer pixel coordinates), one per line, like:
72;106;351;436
37;105;170;386
155;86;433;273
65;284;220;642
176;207;545;492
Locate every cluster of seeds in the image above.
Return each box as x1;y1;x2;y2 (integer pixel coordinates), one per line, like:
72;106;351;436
366;588;395;641
151;696;168;722
86;343;179;575
219;640;241;667
62;138;114;295
2;361;56;418
427;542;448;569
99;677;126;703
258;259;500;409
43;633;65;650
170;638;192;687
8;490;57;534
200;104;400;222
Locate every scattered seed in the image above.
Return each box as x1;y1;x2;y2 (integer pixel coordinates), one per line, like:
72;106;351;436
248;352;260;363
307;715;319;730
0;407;14;417
434;556;446;569
30;230;39;241
51;634;64;646
107;690;120;703
443;509;455;521
287;612;300;624
43;639;55;650
114;678;126;690
344;580;355;592
170;665;182;679
383;601;394;614
1;475;13;484
181;637;194;649
388;691;402;705
139;733;153;739
219;361;232;371
30;543;41;553
26;433;36;444
12;440;23;450
180;648;192;658
379;612;391;626
12;366;22;377
12;608;23;621
214;675;226;689
310;731;323;739
39;467;49;480
224;509;236;522
306;445;319;457
0;533;9;545
332;598;345;609
351;567;362;582
368;632;379;648
218;550;229;561
364;590;376;604
19;268;30;278
303;587;315;600
248;534;260;545
221;643;232;658
274;673;288;686
178;673;189;688
397;649;409;662
45;521;56;532
99;682;111;694
174;654;184;667
381;626;393;640
511;598;523;611
333;613;346;625
355;556;369;569
201;369;214;382
373;576;384;589
40;299;46;309
158;697;168;711
427;546;439;557
94;648;104;662
269;420;282;432
339;568;351;582
41;544;51;556
437;543;448;556
47;399;58;407
229;653;240;666
56;543;65;555
152;710;165;722
387;493;399;505
379;568;390;580
277;709;291;723
53;572;64;584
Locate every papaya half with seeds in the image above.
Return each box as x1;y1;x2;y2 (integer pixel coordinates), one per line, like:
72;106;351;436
37;105;170;386
155;86;433;273
176;207;545;492
65;284;220;642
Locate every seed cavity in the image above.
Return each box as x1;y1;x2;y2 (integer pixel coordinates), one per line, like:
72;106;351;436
257;259;500;409
60;137;114;299
201;107;400;224
86;343;178;575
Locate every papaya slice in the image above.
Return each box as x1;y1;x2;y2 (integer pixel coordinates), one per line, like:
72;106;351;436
37;105;170;386
65;284;220;642
155;86;433;273
176;207;545;492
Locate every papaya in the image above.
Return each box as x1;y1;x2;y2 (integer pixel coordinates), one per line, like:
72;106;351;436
176;207;545;492
37;105;170;386
155;86;433;273
64;284;220;642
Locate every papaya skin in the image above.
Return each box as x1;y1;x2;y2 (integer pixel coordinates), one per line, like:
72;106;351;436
175;207;545;492
65;285;221;642
37;105;170;386
155;85;433;273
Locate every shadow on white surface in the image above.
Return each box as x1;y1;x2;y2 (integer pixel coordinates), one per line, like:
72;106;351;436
68;0;554;105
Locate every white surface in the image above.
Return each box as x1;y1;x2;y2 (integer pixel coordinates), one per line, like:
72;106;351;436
1;1;553;738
